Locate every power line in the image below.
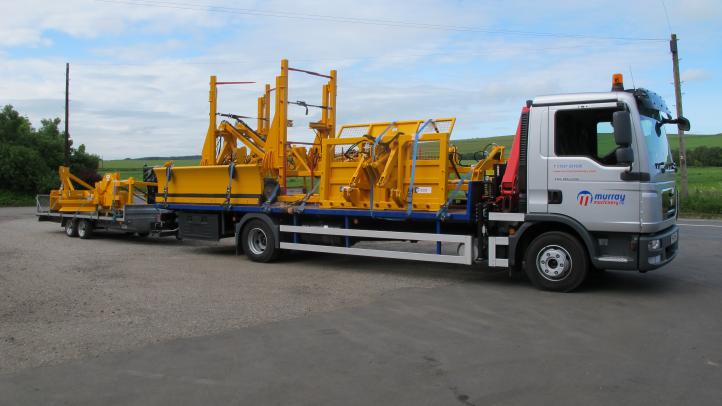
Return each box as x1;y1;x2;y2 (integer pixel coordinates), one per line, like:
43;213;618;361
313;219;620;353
96;0;668;42
69;41;663;67
660;0;673;32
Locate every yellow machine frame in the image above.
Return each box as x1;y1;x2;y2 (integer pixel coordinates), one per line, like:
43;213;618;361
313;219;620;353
49;166;156;213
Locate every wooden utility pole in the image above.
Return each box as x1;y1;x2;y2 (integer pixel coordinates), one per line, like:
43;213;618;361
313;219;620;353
64;62;70;166
670;34;688;199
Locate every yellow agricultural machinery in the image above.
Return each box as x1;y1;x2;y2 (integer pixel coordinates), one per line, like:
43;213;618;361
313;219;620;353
38;166;167;238
153;59;505;213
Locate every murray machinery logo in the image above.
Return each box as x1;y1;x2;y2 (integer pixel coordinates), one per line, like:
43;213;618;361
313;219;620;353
577;190;626;206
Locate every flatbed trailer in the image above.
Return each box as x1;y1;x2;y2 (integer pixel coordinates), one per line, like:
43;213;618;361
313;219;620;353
36;194;177;239
160;183;482;266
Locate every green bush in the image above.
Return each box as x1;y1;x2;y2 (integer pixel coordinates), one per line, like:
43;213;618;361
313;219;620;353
671;147;722;167
0;190;36;206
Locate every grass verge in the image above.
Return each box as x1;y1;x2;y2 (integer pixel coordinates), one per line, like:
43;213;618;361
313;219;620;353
0;190;36;207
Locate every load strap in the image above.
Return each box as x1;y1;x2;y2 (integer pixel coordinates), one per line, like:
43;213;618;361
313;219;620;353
436;173;471;220
262;183;281;213
294;181;320;214
406;119;434;216
368;122;396;216
224;163;236;207
162;164;173;206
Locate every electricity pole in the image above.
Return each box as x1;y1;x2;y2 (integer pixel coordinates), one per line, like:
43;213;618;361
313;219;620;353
670;34;688;199
64;62;70;166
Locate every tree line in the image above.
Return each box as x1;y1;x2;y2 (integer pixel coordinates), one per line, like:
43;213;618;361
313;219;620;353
0;105;100;196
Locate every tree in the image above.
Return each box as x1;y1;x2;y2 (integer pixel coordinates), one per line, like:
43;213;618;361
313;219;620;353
0;105;101;195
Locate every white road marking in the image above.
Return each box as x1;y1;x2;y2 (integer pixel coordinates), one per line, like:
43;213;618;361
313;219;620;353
678;223;722;228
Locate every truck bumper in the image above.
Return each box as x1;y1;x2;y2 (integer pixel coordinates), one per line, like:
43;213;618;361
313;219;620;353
638;225;679;271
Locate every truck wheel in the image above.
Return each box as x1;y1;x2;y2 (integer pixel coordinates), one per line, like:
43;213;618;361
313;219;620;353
65;219;79;237
77;219;94;239
524;231;588;292
241;219;279;262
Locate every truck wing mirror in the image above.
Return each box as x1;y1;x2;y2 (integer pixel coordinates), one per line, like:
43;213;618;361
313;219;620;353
676;116;691;132
658;116;691;132
612;111;632;146
615;146;634;165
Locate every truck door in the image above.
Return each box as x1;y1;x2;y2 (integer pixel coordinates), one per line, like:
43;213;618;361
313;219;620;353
547;103;641;233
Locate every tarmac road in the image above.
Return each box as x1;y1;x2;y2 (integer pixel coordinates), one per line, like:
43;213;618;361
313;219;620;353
1;207;721;405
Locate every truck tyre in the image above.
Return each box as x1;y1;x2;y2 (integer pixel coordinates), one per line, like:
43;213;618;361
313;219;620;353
241;219;279;262
77;219;94;239
524;231;588;292
65;219;79;237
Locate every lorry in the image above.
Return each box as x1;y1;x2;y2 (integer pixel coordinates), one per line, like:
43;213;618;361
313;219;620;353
39;61;687;292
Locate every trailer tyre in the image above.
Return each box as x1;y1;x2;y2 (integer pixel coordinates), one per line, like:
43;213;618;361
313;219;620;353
77;219;94;239
241;219;279;263
524;231;588;292
64;219;79;237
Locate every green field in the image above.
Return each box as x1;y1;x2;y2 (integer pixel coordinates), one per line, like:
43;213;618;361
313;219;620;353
451;135;514;154
449;133;722;156
678;167;722;217
668;134;722;149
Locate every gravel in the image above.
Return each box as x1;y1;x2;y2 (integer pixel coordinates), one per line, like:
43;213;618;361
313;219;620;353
0;207;477;373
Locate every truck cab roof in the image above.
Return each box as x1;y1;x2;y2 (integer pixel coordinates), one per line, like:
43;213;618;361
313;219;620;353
531;91;633;107
532;89;669;117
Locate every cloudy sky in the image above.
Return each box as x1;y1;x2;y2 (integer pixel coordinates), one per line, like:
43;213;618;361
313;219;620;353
1;0;720;159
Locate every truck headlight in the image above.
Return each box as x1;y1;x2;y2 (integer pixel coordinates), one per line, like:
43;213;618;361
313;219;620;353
671;231;678;244
648;239;661;251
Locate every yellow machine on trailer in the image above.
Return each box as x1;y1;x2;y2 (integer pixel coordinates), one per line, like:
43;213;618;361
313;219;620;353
37;166;173;238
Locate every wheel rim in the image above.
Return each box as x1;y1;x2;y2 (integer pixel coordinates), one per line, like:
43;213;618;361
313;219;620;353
248;227;268;255
66;222;74;235
78;221;86;236
536;244;572;282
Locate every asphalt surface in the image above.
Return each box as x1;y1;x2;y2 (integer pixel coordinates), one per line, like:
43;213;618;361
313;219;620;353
1;207;721;405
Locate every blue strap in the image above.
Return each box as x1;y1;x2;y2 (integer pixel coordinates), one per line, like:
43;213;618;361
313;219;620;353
436;172;471;220
262;183;281;213
163;164;173;207
369;122;396;215
224;164;236;208
370;122;396;161
406;119;433;216
296;181;320;214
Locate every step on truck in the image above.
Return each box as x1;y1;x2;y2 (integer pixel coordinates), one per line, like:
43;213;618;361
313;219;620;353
40;61;686;291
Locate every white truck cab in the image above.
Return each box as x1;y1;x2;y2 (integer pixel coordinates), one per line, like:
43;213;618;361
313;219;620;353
503;77;684;290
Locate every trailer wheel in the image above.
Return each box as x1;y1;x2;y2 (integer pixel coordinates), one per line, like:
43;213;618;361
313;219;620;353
524;231;588;292
64;219;79;237
77;219;94;239
241;219;279;262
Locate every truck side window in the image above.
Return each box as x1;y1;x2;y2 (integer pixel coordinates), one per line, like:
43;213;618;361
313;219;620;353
554;107;622;165
596;122;616;159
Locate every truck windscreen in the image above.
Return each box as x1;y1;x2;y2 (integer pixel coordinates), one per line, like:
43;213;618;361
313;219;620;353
640;115;674;172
